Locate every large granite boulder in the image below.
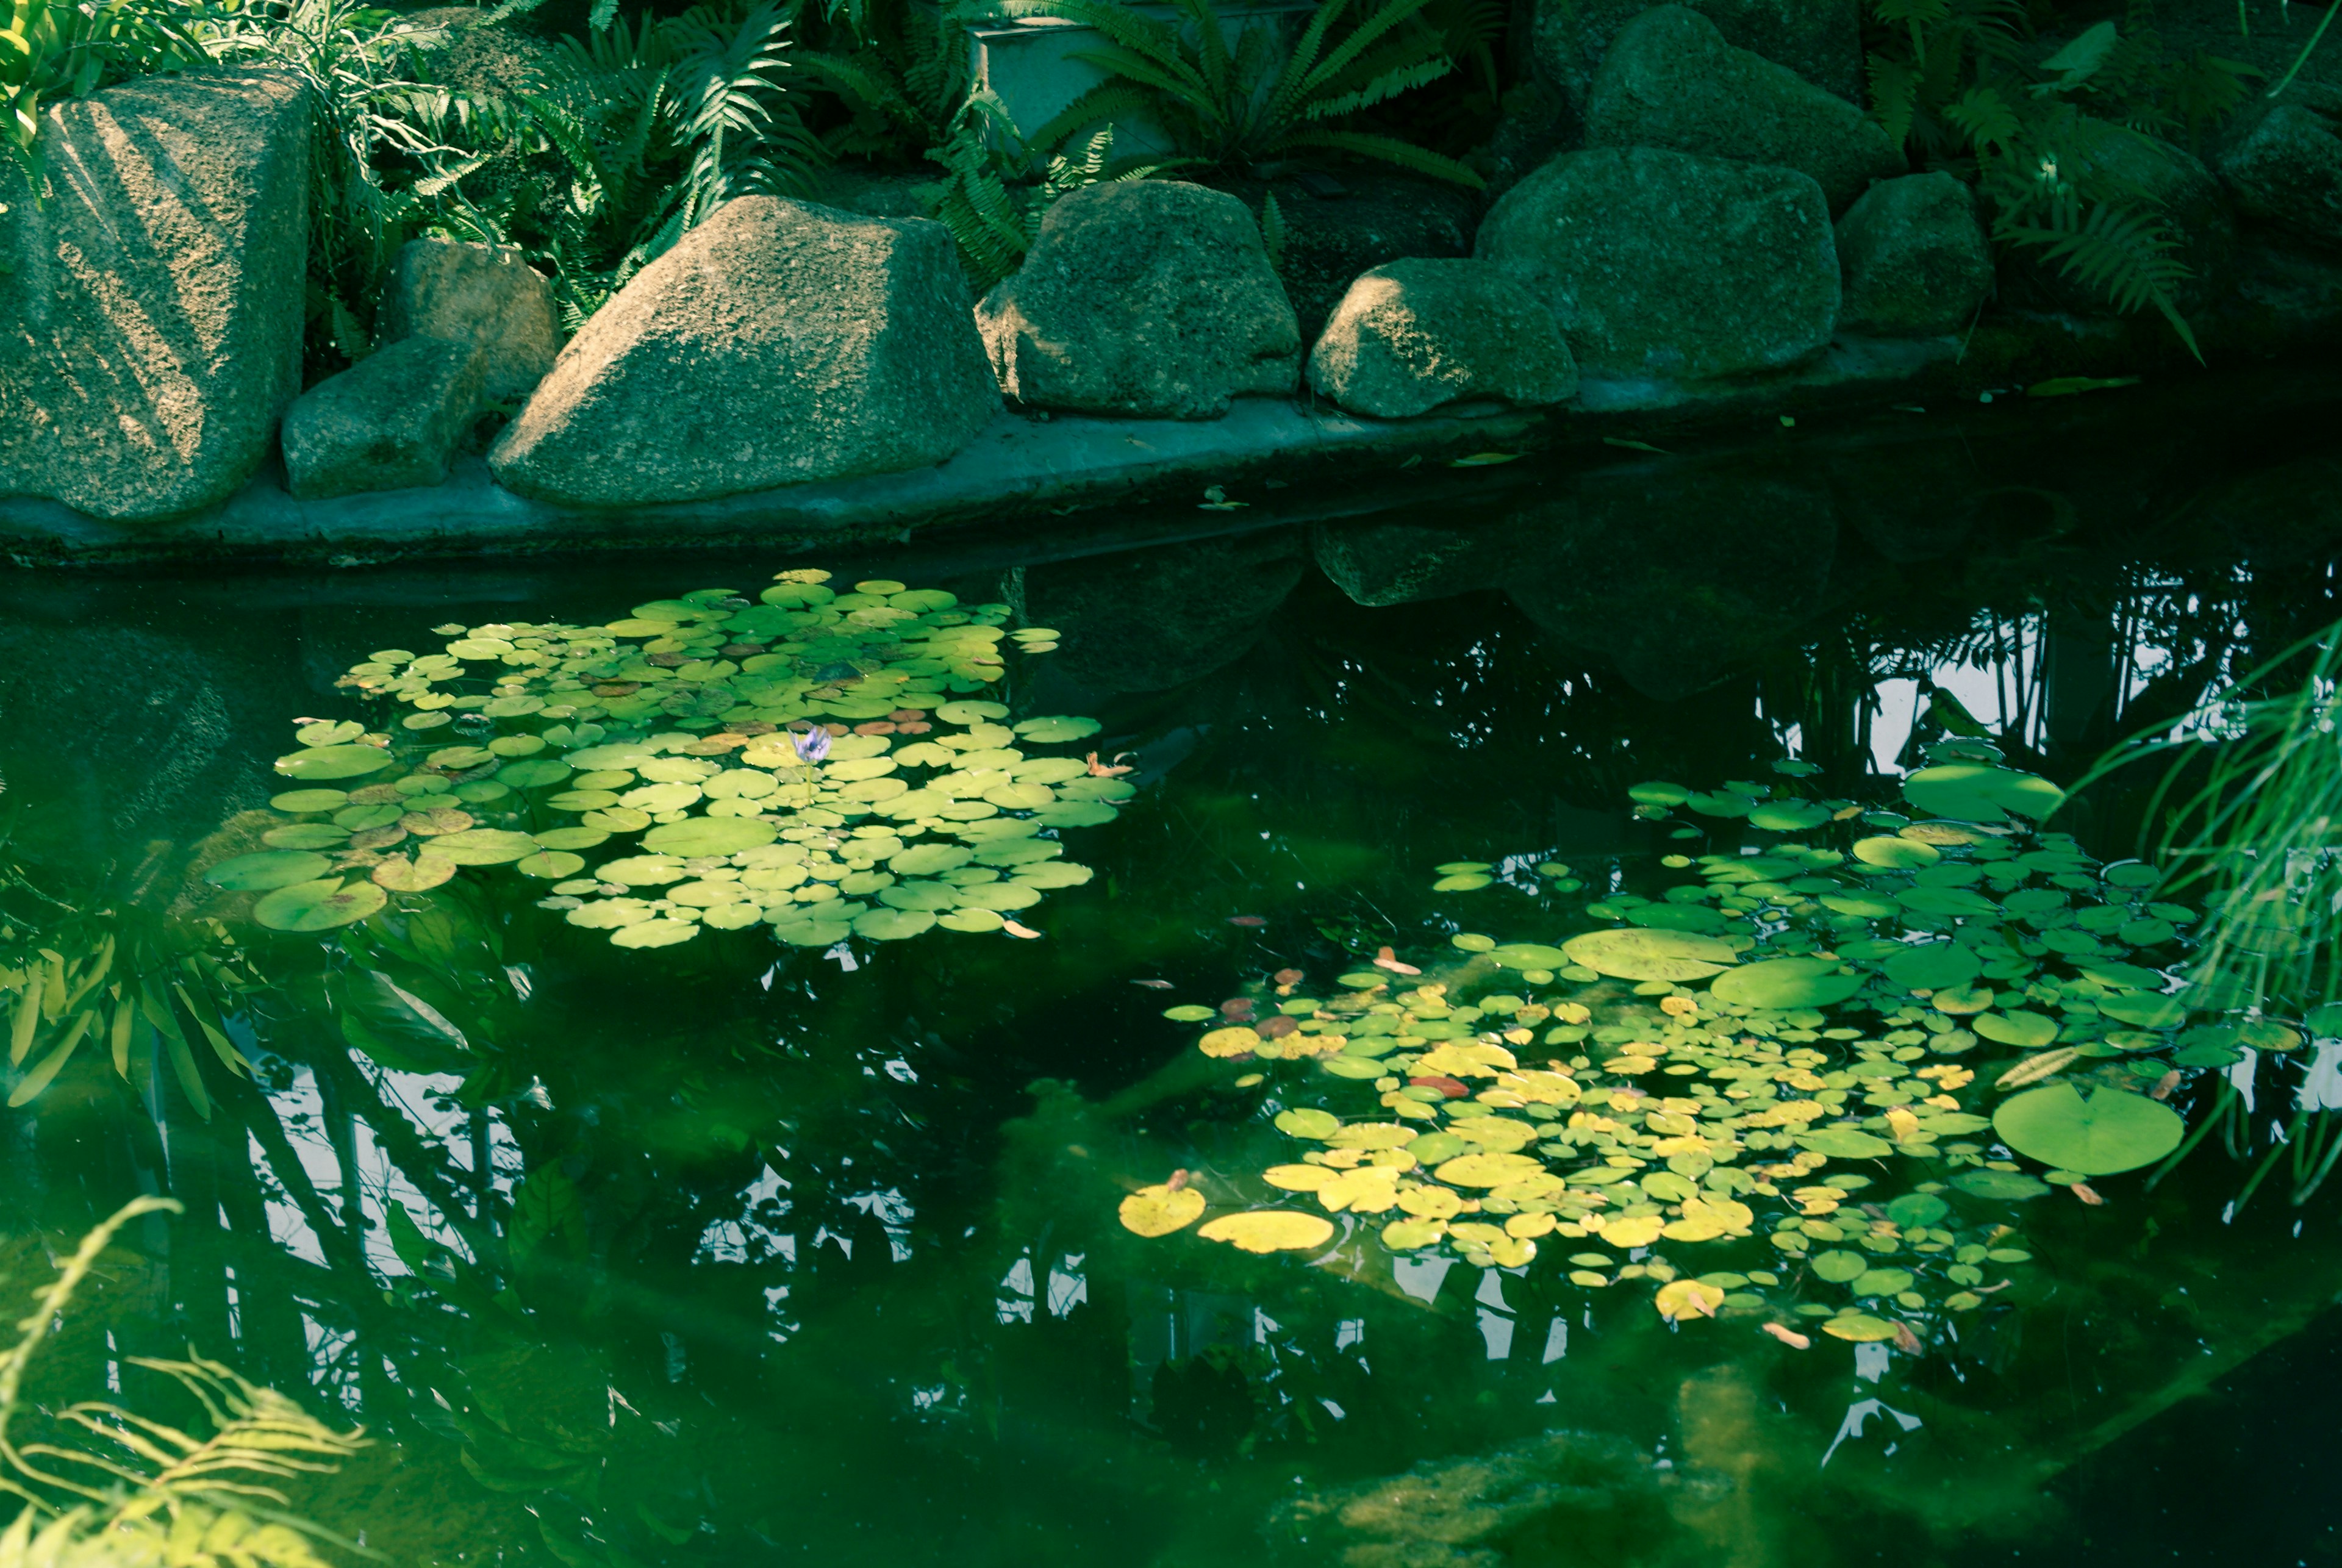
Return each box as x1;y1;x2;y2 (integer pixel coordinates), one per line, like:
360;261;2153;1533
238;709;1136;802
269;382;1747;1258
1584;7;1902;212
379;238;560;401
490;197;997;506
2220;102;2342;246
1536;0;1863;120
0;70;307;521
975;181;1300;418
1220;174;1480;340
1836;173;1995;336
1477;146;1839;380
1307;259;1578;418
282;336;486;500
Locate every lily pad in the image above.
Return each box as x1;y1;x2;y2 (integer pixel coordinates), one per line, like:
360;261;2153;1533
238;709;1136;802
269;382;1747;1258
274;744;393;781
372;855;456;892
854;908;936;941
642;818;779;856
1796;1127;1896;1159
1710;957;1860;1009
2097;992;2186;1029
1748;800;1828;832
1275;1108;1341;1139
1949;1168;2050;1201
1119;1185;1206;1237
1854;835;1939;869
1014;715;1102;743
1561;929;1737;983
1901;763;2064;823
1821;1314;1902;1343
204;850;332;891
1196;1212;1335;1253
252;878;387;933
611;919;701;949
1974;1010;2060;1048
1882;942;1982;992
1992;1082;2184;1175
426;829;540;866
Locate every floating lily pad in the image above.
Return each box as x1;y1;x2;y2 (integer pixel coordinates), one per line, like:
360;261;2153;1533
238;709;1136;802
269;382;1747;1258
372;855;456;892
1196;1212;1334;1253
1883;942;1982;992
1950;1169;2050;1201
205;850;332;891
2097;992;2186;1029
1884;1193;1949;1228
1811;1250;1869;1283
1435;1153;1545;1186
1274;1108;1340;1139
642;818;778;856
517;852;586;879
252;878;387;933
1901;763;2064;823
1561;929;1737;983
1119;1185;1206;1237
1992;1082;2184;1175
1747;800;1828;832
1974;1010;2060;1048
1014;715;1102;743
274;744;393;780
1490;943;1571;970
426;829;540;866
854;908;935;941
1796;1127;1896;1159
611;919;700;949
496;759;573;789
1710;957;1860;1009
270;789;350;813
1821;1314;1901;1343
1854;835;1939;869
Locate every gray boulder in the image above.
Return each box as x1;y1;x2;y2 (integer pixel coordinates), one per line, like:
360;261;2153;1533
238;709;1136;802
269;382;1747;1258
379;238;560;401
976;181;1300;418
1477;146;1839;379
1307;259;1578;418
1536;0;1863;118
490;196;997;506
1225;174;1480;340
282;336;486;500
0;70;307;521
1836;173;1994;336
2221;102;2342;246
1585;6;1902;212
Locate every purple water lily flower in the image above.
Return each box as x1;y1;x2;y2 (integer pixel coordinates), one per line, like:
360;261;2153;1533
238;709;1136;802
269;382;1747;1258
792;726;833;764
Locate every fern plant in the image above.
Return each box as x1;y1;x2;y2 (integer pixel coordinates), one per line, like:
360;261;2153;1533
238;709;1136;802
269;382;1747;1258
0;0;209;197
0;1198;367;1567
916;86;1147;287
519;1;824;328
795;0;983;160
1864;0;2257;359
1019;0;1482;187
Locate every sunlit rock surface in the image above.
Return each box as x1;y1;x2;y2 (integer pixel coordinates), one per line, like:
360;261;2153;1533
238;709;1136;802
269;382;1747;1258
379;238;561;402
976;181;1301;420
1308;259;1579;420
490;196;997;506
282;335;487;501
0;70;307;521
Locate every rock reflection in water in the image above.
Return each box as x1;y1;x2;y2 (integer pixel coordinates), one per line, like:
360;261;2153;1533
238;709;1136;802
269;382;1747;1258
1002;531;1308;695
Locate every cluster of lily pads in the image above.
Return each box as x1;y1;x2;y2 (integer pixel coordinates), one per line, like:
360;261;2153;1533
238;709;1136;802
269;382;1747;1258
202;571;1125;949
1123;744;2247;1347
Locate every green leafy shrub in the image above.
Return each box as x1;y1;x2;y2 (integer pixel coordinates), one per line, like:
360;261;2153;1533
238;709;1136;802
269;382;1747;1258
0;0;207;194
918;88;1146;288
1864;0;2258;357
1020;0;1483;187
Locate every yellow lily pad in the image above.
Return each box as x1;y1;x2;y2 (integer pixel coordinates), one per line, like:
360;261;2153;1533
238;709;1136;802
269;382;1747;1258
1119;1185;1206;1237
1196;1211;1336;1253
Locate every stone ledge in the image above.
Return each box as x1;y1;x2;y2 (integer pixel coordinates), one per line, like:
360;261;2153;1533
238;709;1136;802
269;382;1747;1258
0;399;1547;568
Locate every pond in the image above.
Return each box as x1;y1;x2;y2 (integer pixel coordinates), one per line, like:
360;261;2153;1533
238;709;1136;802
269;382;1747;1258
3;375;2341;1568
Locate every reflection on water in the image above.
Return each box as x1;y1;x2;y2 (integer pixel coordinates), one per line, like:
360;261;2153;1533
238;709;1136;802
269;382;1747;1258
3;376;2342;1567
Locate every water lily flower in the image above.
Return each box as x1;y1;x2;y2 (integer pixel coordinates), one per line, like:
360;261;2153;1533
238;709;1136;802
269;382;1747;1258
792;726;832;764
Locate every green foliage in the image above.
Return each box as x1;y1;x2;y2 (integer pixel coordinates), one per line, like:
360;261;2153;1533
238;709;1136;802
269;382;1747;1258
795;0;979;160
1022;0;1483;187
1863;0;2258;358
0;1198;365;1567
0;833;266;1122
917;88;1143;287
0;0;207;198
518;2;824;329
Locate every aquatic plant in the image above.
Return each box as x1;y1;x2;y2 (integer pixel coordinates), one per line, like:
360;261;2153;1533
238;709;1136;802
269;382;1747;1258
209;569;1121;953
1864;0;2258;357
1122;742;2238;1348
0;840;268;1122
0;1197;365;1566
1020;0;1484;187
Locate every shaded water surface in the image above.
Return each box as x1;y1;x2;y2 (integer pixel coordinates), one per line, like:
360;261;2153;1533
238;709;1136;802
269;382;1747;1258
4;377;2342;1567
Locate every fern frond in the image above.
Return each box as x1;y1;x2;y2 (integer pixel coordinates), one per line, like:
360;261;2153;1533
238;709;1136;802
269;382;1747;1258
1022;77;1156;152
1999;199;2202;360
1945;82;2019;151
1300;53;1450;120
1276;126;1483;186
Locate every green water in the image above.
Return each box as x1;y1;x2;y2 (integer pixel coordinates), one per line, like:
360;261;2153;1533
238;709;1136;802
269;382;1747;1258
4;379;2342;1567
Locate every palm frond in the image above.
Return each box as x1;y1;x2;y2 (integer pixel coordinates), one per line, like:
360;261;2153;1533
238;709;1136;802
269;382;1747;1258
1277;125;1483;186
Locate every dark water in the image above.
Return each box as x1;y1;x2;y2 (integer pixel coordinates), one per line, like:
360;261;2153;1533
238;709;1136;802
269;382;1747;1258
3;374;2342;1568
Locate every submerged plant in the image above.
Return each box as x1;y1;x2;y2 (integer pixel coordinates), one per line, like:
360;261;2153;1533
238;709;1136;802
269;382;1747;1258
0;1197;365;1566
1121;743;2247;1347
205;568;1121;954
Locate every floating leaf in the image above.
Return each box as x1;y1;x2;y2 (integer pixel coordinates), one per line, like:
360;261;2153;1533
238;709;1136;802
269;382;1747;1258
1993;1082;2184;1175
1710;957;1860;1009
1950;1169;2050;1201
274;744;392;780
1196;1212;1335;1253
1655;1279;1727;1320
1883;942;1982;992
1900;763;2064;823
252;878;387;933
1974;1010;2060;1048
426;829;540;866
1274;1108;1340;1139
204;851;332;891
611;920;700;948
1796;1127;1895;1159
1811;1250;1869;1283
1120;1185;1206;1236
1822;1314;1901;1343
642;818;778;857
1562;929;1737;983
1748;800;1828;832
1435;1153;1545;1187
372;856;456;892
